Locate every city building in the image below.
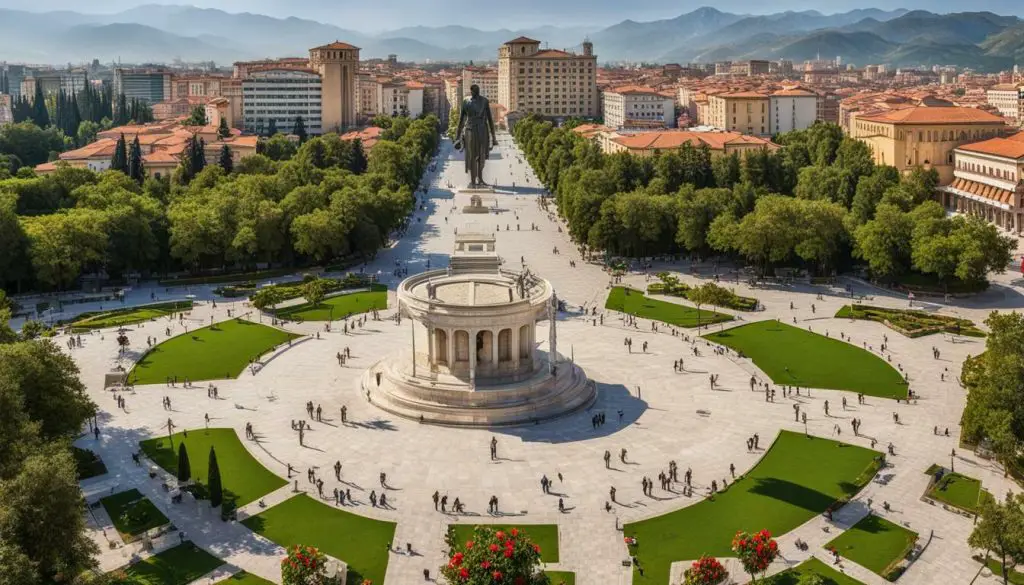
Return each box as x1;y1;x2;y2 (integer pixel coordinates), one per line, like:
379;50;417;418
602;86;675;129
462;67;499;101
0;94;12;126
22;69;88;98
769;87;818;134
939;133;1024;234
497;37;598;118
0;64;30;98
850;106;1009;184
444;77;463;112
114;68;173;104
707;91;770;136
592;128;778;158
34;121;257;177
378;79;424;117
308;41;360;131
242;67;323;136
356;72;382;120
986;84;1024;124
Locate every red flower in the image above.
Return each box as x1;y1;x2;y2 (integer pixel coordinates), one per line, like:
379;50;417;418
492;570;503;581
459;567;469;580
489;543;500;553
504;548;513;558
466;540;475;549
495;530;506;541
511;528;519;537
533;544;541;554
481;560;491;569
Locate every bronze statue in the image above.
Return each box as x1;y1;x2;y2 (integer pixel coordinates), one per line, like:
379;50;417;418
453;84;498;189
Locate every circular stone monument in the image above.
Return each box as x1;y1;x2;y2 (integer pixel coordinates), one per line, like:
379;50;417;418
362;230;595;426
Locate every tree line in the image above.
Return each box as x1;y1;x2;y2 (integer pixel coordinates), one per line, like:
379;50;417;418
0;114;440;292
512;116;1014;288
2;76;153;174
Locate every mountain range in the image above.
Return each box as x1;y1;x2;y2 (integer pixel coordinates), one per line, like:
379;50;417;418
0;5;1022;71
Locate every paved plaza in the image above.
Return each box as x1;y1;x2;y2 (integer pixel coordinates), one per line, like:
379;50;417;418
63;133;1024;584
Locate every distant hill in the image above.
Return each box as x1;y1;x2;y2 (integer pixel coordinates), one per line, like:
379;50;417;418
0;5;1022;72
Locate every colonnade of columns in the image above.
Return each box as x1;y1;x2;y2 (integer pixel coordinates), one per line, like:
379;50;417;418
940;190;1020;233
428;324;534;382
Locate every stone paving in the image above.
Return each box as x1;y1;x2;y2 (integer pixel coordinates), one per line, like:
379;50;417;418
56;132;1024;585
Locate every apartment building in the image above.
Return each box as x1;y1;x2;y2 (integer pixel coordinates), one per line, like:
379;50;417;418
594;128;778;158
939;133;1024;234
445;77;463;111
707;91;770;136
356;72;381;120
114;68;173;104
378;79;424;117
23;69;88;99
850;106;1008;184
462;67;499;101
602;86;675;129
497;37;598;118
769;87;817;134
986;84;1024;124
242;68;323;136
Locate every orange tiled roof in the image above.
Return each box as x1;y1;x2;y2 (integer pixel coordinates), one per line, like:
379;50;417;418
958;135;1024;159
858;106;1006;125
532;49;574;59
948;177;1015;205
313;41;360;51
505;36;540;44
772;88;817;97
611;130;776;151
721;91;769;99
608;85;661;95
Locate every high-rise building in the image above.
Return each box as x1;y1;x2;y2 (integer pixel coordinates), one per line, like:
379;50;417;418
987;84;1024;124
462;67;498;101
114;68;173;104
309;41;360;132
242;68;323;136
0;64;30;98
497;37;597;118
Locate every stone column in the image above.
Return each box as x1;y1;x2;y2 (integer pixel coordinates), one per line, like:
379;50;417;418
491;328;500;366
410;319;417;377
427;325;434;369
469;329;477;386
447;328;455;370
512;326;520;369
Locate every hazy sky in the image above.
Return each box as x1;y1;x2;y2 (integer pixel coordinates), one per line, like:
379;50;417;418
3;0;1023;29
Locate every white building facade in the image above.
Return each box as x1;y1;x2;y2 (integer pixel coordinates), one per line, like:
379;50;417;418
242;68;323;136
769;88;818;134
986;84;1024;125
602;87;675;130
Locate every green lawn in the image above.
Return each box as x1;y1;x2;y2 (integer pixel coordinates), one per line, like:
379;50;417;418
826;514;918;578
275;285;388;322
214;572;275;585
448;524;560;563
605;286;733;328
927;471;988;513
101;489;170;540
241;494;396;585
626;431;881;584
139;428;286;508
73;446;107;479
704;320;907;398
834;304;984;338
121;542;224;585
70;301;194;332
977;556;1024;585
764;557;866;585
129;318;300;385
546;570;576;585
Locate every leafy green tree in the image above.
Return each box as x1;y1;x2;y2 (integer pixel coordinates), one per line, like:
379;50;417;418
0;122;70;167
218;145;234;174
0;540;39;585
263;134;297;161
969;491;1024;585
207;446;223;508
349;138;368;174
183;106;207;127
177;443;191;483
853;203;913;280
302;278;327;307
21;209;108;290
75;119;100;147
0;445;98;580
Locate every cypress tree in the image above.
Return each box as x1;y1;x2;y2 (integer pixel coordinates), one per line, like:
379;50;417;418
110;133;128;173
217;117;230;139
31;82;49;128
293;115;307;143
128;135;145;184
218;144;233;173
350;138;367;174
176;443;191;483
70;92;82;138
115;93;128;125
207;446;223;507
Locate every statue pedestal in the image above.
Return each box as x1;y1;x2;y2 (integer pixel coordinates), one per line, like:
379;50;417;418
460;188;495;214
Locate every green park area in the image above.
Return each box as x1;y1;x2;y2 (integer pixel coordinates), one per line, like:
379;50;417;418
73;446;107;479
545;570;576;585
704;320;908;398
120;542;224;585
826;514;918;579
100;489;170;540
129;318;300;385
626;431;881;584
215;572;275;585
242;494;396;585
605;286;732;328
139;428;286;508
976;556;1024;585
926;469;989;514
447;524;560;563
835;304;984;338
69;300;193;332
764;557;866;585
275;285;388;322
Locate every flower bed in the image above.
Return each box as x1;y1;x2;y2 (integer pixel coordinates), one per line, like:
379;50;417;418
835;304;984;338
66;300;194;332
649;274;758;312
